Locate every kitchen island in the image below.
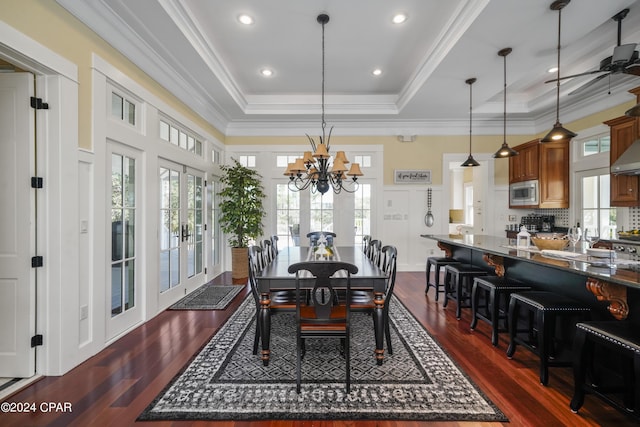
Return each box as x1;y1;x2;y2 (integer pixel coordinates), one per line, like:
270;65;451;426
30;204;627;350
422;234;640;325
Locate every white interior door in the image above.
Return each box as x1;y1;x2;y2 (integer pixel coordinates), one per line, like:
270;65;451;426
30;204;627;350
0;73;36;377
159;161;205;304
107;144;142;340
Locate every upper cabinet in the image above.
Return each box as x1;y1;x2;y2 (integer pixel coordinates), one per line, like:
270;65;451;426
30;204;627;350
509;138;569;209
605;115;639;207
509;140;539;183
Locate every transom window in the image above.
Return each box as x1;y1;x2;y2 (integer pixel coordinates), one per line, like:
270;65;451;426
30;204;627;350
159;119;203;156
582;135;610;157
111;92;136;126
239;155;256;168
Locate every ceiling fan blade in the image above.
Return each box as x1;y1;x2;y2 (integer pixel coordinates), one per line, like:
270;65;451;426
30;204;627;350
544;69;606;84
568;73;610;96
612;43;637;64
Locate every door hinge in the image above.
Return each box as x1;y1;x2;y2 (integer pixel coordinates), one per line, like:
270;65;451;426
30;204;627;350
31;334;43;347
31;177;43;189
31;256;43;268
30;97;49;110
204;223;207;231
204;267;207;274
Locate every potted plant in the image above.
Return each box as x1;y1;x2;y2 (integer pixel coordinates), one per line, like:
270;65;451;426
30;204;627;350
218;158;266;284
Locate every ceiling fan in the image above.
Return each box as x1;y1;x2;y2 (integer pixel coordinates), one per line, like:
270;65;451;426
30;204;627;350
545;8;640;95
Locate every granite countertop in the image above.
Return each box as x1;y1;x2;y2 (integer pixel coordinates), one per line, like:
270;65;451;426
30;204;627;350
421;234;640;289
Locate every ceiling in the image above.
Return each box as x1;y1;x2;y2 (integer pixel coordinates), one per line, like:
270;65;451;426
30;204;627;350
57;0;640;137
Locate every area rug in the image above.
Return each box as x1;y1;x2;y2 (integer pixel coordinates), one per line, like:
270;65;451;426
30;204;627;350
140;295;508;422
168;284;244;310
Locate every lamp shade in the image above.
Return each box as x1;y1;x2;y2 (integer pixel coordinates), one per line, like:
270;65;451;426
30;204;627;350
493;142;519;158
461;154;480;167
290;158;306;173
283;163;294;176
347;162;363;177
302;151;315;164
541;121;577;142
334;150;349;164
313;143;330;159
626;102;640;117
330;158;347;173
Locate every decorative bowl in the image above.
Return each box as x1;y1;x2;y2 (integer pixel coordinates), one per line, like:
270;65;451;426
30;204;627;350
531;236;569;251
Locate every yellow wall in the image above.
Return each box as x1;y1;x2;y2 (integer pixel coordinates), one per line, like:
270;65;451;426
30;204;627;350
1;0;224;150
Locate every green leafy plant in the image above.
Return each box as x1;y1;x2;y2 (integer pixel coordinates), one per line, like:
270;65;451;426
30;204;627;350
218;158;266;248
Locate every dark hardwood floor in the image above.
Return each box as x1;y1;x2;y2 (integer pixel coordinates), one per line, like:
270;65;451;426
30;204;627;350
1;271;637;426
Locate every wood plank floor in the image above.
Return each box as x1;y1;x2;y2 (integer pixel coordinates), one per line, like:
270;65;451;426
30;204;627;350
1;271;637;426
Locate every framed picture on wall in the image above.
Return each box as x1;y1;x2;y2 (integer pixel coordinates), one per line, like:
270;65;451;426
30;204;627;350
394;169;431;184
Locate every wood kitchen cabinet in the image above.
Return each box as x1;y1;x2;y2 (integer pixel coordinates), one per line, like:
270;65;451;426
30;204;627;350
509;138;569;208
605;89;640;207
509;140;539;183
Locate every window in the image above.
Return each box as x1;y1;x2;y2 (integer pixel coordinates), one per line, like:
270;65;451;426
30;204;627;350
239;155;256;168
464;183;474;225
580;171;616;239
111;153;136;316
159;119;203;156
354;184;371;245
581;134;610;157
211;180;221;266
276;183;300;247
353;155;372;168
310;191;333;232
111;92;136;126
276;155;301;168
159;167;181;292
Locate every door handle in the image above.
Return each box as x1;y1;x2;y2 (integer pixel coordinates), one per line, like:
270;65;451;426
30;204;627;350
181;224;191;242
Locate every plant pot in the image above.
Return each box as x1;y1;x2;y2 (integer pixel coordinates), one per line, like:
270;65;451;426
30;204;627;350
231;247;249;284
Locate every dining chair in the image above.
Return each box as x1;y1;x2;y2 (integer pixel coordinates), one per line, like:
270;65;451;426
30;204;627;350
350;245;397;355
306;231;336;247
248;247;299;355
287;260;358;394
262;239;274;264
369;239;382;267
362;235;371;255
270;235;279;256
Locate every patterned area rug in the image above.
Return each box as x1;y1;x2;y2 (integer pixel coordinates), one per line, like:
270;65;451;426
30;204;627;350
140;295;507;422
168;284;244;310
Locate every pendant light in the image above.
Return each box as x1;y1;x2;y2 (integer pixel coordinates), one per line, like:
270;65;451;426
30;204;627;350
461;78;480;167
493;48;519;158
541;0;577;143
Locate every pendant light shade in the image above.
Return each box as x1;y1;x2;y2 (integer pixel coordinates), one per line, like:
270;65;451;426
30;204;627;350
461;78;480;167
542;0;577;143
493;48;519;158
626;102;640;117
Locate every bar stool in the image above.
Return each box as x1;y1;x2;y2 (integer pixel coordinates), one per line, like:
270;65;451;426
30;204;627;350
443;264;489;320
570;321;640;418
470;276;532;346
425;257;460;300
506;291;591;385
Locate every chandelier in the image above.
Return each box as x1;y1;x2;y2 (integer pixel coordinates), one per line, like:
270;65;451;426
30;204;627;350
283;13;363;194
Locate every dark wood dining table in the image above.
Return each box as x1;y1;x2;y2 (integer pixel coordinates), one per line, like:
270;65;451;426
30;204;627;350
256;246;388;366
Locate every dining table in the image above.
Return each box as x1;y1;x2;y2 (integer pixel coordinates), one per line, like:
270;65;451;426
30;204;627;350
256;245;388;366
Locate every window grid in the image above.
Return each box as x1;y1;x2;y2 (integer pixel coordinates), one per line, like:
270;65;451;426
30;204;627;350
159;119;203;156
276;184;300;247
353;184;371;245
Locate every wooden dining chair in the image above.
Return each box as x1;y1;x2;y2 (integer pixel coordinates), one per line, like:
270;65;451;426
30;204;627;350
287;261;358;394
306;231;336;247
248;247;299;355
368;239;382;267
350;245;397;355
261;239;274;264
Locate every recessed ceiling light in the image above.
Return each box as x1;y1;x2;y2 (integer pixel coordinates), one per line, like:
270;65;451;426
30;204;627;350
260;68;273;77
392;14;408;24
238;14;254;25
372;68;383;76
548;66;558;73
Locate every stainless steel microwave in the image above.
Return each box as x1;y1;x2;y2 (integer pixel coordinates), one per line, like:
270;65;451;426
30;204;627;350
509;180;538;206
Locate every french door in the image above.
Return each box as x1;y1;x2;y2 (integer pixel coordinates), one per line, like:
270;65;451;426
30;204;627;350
107;144;142;339
159;160;205;303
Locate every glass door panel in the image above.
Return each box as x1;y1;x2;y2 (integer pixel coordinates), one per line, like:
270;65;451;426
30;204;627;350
160;166;181;292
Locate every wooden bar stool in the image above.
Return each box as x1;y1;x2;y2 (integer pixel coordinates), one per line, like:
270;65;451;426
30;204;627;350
425;257;460;300
443;264;489;320
570;321;640;419
470;276;531;346
506;291;591;385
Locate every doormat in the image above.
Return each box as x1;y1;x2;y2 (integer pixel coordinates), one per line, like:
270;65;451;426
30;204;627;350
168;284;244;310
